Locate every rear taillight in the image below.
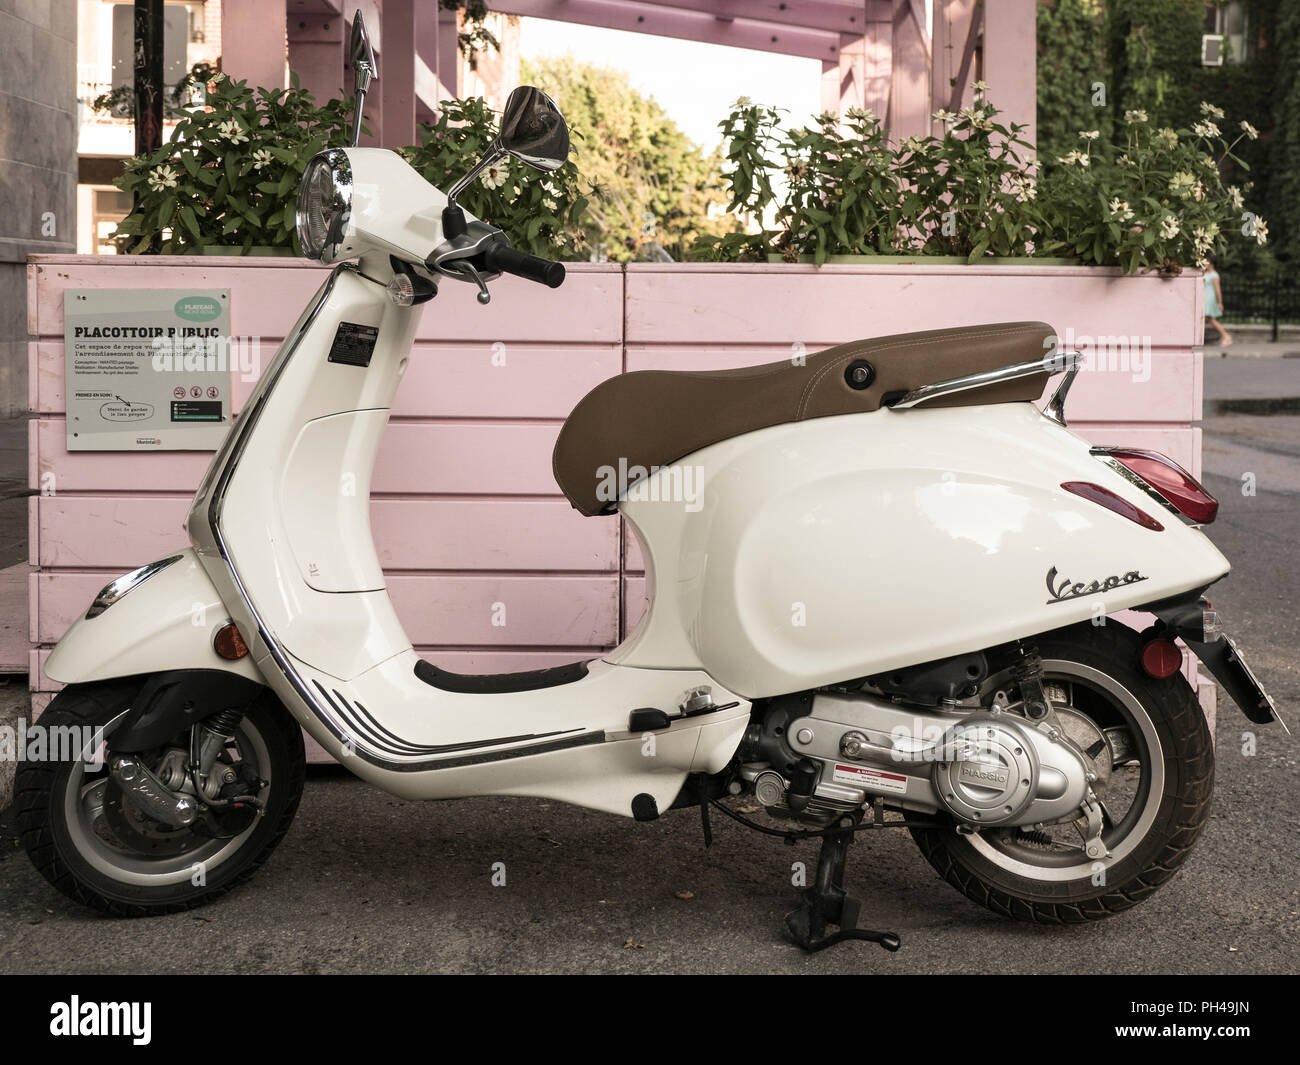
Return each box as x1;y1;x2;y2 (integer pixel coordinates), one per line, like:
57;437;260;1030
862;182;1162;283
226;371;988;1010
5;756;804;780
1061;481;1164;531
1093;448;1219;524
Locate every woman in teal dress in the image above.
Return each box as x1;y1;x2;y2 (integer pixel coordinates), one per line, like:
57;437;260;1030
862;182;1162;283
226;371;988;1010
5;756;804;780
1204;260;1232;348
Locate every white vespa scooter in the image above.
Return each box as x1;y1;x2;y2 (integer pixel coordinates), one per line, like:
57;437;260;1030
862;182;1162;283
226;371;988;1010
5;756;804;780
18;17;1280;951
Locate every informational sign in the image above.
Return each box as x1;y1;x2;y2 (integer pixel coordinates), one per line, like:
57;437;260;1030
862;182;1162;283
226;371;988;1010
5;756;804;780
64;289;233;450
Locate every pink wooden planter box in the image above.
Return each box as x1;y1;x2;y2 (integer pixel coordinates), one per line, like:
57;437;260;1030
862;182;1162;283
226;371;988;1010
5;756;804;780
23;257;1208;721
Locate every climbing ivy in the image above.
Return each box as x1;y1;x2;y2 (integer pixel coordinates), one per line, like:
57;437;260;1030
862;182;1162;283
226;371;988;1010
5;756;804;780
1036;0;1112;170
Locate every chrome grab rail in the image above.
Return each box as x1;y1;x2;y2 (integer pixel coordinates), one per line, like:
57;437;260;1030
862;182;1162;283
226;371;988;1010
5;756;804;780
888;349;1083;421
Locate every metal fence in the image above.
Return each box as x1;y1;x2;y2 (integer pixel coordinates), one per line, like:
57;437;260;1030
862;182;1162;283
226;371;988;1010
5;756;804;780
1219;270;1300;338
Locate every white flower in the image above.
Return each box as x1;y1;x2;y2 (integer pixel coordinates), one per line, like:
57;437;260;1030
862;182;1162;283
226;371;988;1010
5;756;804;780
1159;216;1180;240
1169;171;1196;197
784;160;810;183
1124;109;1148;124
1200;101;1225;119
845;106;875;123
1253;216;1269;245
1156;127;1179;149
217;120;248;144
1117;153;1135;167
1056;151;1081;166
932;109;957;124
1192;181;1207;203
1228;186;1244;210
902;136;925;153
480;161;507;188
1077;153;1090;168
1192;120;1220;138
251;148;273;171
1079;129;1100;141
1109;198;1134;223
1240;120;1259;140
147;164;179;192
731;96;753;109
542;197;557;211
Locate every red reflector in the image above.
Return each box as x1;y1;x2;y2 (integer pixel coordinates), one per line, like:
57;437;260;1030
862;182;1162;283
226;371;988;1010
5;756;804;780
214;623;250;660
1105;449;1218;524
1141;638;1182;678
1060;481;1164;531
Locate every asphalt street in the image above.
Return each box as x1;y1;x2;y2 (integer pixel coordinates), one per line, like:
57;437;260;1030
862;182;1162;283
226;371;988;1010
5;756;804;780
0;356;1296;975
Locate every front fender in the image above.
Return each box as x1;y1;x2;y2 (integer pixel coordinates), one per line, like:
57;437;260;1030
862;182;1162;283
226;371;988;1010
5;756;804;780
44;549;265;687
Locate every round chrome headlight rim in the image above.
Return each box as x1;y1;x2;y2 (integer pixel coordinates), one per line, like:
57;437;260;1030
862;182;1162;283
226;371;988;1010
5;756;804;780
295;149;353;262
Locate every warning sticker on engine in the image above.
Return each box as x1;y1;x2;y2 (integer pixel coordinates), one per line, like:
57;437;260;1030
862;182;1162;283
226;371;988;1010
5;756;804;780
832;763;908;795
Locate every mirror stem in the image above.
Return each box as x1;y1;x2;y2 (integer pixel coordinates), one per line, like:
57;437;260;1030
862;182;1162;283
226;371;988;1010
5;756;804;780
447;144;504;207
350;62;373;148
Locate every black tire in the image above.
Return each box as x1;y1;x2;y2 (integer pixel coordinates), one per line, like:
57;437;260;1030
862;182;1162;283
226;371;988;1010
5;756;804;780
16;679;305;917
910;622;1214;924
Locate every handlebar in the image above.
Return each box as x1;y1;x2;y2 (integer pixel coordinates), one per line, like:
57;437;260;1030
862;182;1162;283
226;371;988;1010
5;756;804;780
481;243;566;289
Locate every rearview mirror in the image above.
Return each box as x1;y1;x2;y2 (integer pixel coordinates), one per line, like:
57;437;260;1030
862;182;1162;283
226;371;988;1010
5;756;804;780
447;86;570;207
497;86;569;172
348;10;377;147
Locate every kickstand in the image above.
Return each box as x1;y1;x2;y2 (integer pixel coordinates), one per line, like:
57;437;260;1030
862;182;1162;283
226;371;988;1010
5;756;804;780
784;822;901;954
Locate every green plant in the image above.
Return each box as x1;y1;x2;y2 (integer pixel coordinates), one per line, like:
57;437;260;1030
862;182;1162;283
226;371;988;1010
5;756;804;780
903;95;1038;258
1032;103;1268;274
399;96;589;259
111;72;355;253
700;91;1036;264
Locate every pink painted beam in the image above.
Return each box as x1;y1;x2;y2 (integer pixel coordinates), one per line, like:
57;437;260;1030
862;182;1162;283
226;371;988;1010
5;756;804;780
34;572;619;648
930;0;978;129
35;497;618;572
650;1;883;36
982;0;1037;153
288;13;346;104
490;0;843;61
624;264;1204;347
222;0;289;90
382;0;418;147
888;0;932;142
33;419;569;495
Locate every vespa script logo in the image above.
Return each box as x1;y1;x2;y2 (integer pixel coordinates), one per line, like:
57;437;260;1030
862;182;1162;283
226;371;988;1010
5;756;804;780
1045;565;1148;605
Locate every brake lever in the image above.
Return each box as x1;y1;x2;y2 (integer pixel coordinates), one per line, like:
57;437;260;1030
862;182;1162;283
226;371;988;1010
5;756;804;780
441;260;492;305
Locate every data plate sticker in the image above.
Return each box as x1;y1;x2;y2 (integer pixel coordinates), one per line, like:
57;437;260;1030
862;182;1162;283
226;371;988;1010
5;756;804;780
832;763;908;795
328;322;379;367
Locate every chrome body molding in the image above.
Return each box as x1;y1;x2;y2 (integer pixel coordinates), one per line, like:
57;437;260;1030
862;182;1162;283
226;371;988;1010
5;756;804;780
86;554;185;620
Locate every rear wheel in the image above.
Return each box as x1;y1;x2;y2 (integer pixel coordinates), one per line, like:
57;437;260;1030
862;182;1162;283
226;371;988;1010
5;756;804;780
16;679;305;916
910;623;1214;923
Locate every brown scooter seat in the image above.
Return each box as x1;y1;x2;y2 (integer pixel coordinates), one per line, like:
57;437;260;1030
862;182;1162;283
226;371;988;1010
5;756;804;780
552;321;1056;516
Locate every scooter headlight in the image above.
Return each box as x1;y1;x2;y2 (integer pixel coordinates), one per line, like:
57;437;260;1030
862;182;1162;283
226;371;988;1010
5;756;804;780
295;149;353;262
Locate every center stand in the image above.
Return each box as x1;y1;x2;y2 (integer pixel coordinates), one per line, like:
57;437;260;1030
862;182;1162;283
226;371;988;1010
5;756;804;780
783;817;902;953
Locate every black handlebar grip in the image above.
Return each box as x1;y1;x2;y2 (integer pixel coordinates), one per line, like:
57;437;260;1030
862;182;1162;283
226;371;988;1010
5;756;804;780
482;243;566;289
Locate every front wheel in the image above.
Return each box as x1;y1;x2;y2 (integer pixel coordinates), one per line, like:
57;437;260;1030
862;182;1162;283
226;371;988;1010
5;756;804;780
910;622;1214;923
16;679;305;916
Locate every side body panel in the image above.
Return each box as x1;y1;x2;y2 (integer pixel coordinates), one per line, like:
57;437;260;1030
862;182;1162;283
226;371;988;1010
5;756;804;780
611;402;1230;698
183;264;749;815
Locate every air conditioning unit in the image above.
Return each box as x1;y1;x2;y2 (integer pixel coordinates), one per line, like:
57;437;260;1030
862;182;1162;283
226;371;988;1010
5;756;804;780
1202;34;1225;67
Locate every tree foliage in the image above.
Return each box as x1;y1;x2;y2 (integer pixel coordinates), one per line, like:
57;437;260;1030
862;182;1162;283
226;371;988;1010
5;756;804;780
519;55;733;261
